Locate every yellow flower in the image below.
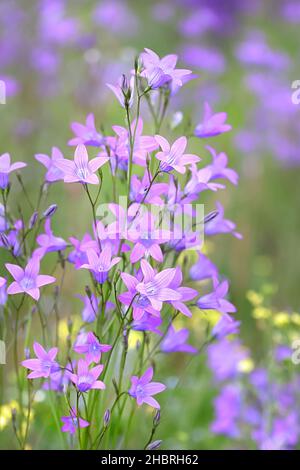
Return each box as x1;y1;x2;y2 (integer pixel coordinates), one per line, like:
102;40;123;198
128;330;143;350
273;312;289;327
246;290;263;306
252;307;271;319
237;358;254;373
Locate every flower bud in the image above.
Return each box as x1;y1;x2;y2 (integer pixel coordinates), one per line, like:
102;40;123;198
204;210;218;224
0;233;11;249
29;211;38;229
146;440;162;450
153;410;160;426
103;409;110;427
43;204;57;218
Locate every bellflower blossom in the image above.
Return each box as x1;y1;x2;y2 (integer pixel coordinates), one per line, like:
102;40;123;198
78;294;99;323
35;218;67;256
55;144;109;185
80;245;121;284
21;342;60;379
0;153;27;189
166;266;198;317
155;135;200;174
140;48;192;93
130;172;168;205
197;279;236;317
205;146;239;185
161;326;197;354
194;102;232;138
73;332;111;364
205;202;242;239
61;408;89;435
68;234;97;269
5;257;56;300
189;252;218;282
69;359;105;392
136;260;182;311
35;147;65;182
69;114;104;147
129;367;166;409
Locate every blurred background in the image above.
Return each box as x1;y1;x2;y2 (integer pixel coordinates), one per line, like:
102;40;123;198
1;0;300;449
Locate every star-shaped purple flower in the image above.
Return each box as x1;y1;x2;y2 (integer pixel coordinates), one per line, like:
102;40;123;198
0;153;27;189
5;257;56;300
21;342;60;379
35;218;67;256
155;135;199;174
136;260;181;311
161;326;197;354
55;144;109;185
129;367;166;409
69;358;105;392
80;244;121;284
197;279;236;317
35;147;65;182
194;102;232;138
61;408;90;435
69;113;104;147
73;332;111;364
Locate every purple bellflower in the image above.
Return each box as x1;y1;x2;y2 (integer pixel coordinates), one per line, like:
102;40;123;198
5;257;56;300
77;294;99;323
69;358;105;392
129;367;166;409
205;202;242;239
21;342;60;379
136;260;182;311
68;234;97;269
55;144;109;185
61;408;90;435
80;244;121;284
0;153;27;189
155;135;200;174
161;326;197;354
166;266;198;317
73;332;111;364
35;147;65;182
189;252;218;281
35;218;67;256
140;48;192;93
69;114;104;147
197;278;236;317
205;146;239;185
194;102;232;138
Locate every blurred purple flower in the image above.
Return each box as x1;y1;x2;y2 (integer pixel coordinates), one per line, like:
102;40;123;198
69;114;104;147
161;325;197;354
194;102;231;138
155;135;199;174
0;153;27;189
129;367;166;409
35;146;65;182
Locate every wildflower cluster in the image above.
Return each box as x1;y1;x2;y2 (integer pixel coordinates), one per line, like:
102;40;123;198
0;48;239;450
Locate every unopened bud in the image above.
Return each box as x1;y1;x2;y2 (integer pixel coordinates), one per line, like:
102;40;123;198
43;204;57;218
153;410;160;426
85;285;92;299
29;211;38;229
0;233;11;249
103;409;110;426
24;348;30;360
146;440;162;450
204;210;218;225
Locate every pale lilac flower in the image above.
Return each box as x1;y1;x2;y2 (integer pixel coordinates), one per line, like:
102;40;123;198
129;367;166;409
197;279;236;317
21;342;60;379
161;326;197;354
132;312;162;335
130;172;168;205
5;257;56;300
107;75;134;108
205;146;239;185
190;253;218;281
155;135;200;174
68;234;97;269
119;272;160;321
69;358;105;392
167;267;198;317
55;144;109;184
61;408;89;435
205;202;242;239
74;332;111;364
69;114;104;147
212;315;241;339
136;260;181;311
140;48;192;93
78;294;99;323
0;153;27;189
194;102;232;138
35;219;67;256
80;245;121;284
35;147;65;182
